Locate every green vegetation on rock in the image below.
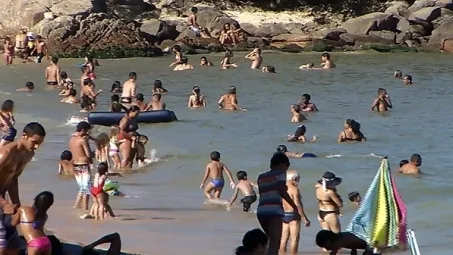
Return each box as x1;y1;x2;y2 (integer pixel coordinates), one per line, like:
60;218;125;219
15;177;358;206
55;46;163;59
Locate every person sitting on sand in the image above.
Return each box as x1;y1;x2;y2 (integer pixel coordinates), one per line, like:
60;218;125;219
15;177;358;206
220;49;237;69
187;7;211;38
228;170;257;212
235;229;269;255
287;125;317;143
12;191;54;255
299;63;315;69
16;81;34;92
110;81;122;93
245;48;263;69
321;53;335;69
298;94;318;112
61;89;79;104
403;75;413;85
219;23;234;45
218;86;246;111
188;86;206;108
316;230;377;255
338;119;366;143
173;56;194;71
399;154;421;175
262;65;276;73
290;104;307;122
200;56;213;66
58;150;74;175
276;145;317;158
152;80;168;94
82;232;122;255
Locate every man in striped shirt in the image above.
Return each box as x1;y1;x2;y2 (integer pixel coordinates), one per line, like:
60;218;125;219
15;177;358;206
256;152;300;255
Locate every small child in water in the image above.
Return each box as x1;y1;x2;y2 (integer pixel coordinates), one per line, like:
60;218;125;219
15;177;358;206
95;132;110;164
287;125;317;143
316;230;379;255
228;171;257;212
58;150;74;175
108;127;124;168
12;191;54;255
135;134;149;167
91;162;123;220
16;81;34;92
200;151;235;200
290;104;307;123
348;191;361;207
220;50;238;69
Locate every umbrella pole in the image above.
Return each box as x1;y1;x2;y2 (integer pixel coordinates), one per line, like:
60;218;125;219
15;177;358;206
407;229;421;255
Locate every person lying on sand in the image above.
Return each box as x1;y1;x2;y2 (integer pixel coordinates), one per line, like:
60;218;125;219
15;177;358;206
82;232;121;255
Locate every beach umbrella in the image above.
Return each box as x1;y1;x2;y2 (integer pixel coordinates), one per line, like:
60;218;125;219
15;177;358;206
346;157;407;251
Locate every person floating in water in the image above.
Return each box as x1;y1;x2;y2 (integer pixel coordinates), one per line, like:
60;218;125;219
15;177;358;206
371;88;392;112
262;65;276;73
276;145;317;158
287;125;317;143
290;104;307;122
200;151;235;201
403;75;413;85
315;230;378;255
228;171;257;212
399;154;421;175
299;63;315;69
348;191;361;207
321;53;336;69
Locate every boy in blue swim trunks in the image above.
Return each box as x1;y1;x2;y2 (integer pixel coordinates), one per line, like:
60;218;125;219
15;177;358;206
200;151;235;200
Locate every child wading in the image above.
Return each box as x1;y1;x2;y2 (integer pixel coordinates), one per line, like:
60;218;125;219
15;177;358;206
228;171;257;212
200;151;235;201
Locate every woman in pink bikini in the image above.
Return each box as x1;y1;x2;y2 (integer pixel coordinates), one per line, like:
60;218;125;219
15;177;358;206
12;191;54;255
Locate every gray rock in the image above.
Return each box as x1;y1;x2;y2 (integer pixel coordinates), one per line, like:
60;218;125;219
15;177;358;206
409;24;429;36
408;0;453;13
246;37;270;48
239;23;258;36
396;31;413;44
50;0;94;16
32;16;77;39
341;12;400;35
428;20;453;49
312;28;347;40
369;30;397;42
432;12;453;28
385;1;410;18
339;33;356;45
396;15;411;32
255;24;290;38
141;19;162;35
409;7;442;22
195;9;237;31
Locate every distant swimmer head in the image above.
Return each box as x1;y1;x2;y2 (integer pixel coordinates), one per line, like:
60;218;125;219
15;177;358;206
294;125;306;138
69;88;77;97
193;86;200;94
301;94;311;103
236;171;248;180
262;65;276;73
225;49;234;58
308;63;315;68
60;150;73;161
286;170;300;184
235;228;268;255
229;86;237;94
394;70;403;79
276;145;288;153
111;81;121;92
136;93;144;102
154;80;163;89
410;153;422;166
399;159;409;168
172;45;182;53
321;52;331;60
403;74;413;85
26;81;34;90
210;151;221;161
348;191;361;203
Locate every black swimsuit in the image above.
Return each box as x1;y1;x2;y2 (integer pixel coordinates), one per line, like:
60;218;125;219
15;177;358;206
342;131;362;142
318;198;338;220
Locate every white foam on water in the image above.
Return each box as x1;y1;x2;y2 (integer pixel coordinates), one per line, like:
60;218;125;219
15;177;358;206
0;91;11;95
204;199;230;205
65;116;87;126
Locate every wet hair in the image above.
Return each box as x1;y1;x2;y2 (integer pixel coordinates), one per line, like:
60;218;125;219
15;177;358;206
60;150;73;161
276;145;288;153
346;119;363;136
26;81;34;90
293;125;306;139
33;191;54;221
394;70;403;79
315;230;338;249
200;56;207;60
266;65;275;73
51;56;59;64
225;49;233;58
172;45;181;52
270;152;290;168
229;86;237;94
83;79;91;86
191;6;198;13
129;72;137;79
235;228;268;255
210;151;221;161
111;94;120;102
136;93;144;101
97;162;109;175
126;105;140;114
23;122;46;137
154;80;163;88
321;53;330;59
404;75;412;81
181;56;188;64
76;121;91;132
96;132;110;146
237;171;247;180
399;159;409;167
153;93;162;100
377;88;386;94
193;86;200;93
61;71;68;79
138;134;148;144
348;191;360;202
302;94;311;101
69;88;77;96
292;104;301;113
1;100;14;112
410;154;421;162
111;81;121;92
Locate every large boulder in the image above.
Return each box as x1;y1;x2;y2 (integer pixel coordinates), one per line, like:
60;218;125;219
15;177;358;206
385;1;410;18
369;30;397;43
32;16;77;39
255;24;289;38
312;28;347;41
408;0;453;13
427;20;453;49
50;0;95;17
271;33;312;42
409;7;442;22
341;12;400;35
240;23;258;36
195;9;237;32
140;19;180;43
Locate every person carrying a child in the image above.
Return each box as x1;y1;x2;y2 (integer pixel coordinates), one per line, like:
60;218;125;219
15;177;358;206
90;163;123;220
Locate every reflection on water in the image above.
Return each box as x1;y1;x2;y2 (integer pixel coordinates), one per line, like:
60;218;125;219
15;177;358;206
2;52;452;254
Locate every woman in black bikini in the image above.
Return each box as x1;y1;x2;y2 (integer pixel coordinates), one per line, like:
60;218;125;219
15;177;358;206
315;172;343;234
118;106;140;168
188;86;206;108
337;119;366;143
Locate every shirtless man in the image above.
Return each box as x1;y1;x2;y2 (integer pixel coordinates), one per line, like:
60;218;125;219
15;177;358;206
321;53;335;69
245;48;262;69
280;170;310;254
187;7;210;38
371;88;392;112
35;35;48;64
173;56;194;71
45;57;61;86
69;121;93;215
218;86;247;111
399;154;421;175
121;72;137;105
145;94;166;111
200;151;235;200
0;122;46;255
81;80;102;101
14;28;28;63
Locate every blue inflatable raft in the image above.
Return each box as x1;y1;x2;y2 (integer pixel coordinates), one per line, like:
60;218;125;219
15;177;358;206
88;110;177;126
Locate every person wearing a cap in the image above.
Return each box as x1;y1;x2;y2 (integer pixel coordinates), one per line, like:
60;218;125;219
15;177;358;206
14;27;29;63
218;86;247;111
315;171;343;234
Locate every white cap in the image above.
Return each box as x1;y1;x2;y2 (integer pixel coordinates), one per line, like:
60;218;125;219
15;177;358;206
286;171;300;181
27;32;34;37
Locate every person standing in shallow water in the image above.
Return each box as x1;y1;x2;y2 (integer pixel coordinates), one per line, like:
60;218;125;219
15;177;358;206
0;122;46;255
298;94;318;112
218;86;247;111
399;154;422;175
45;57;61;86
256;152;300;255
321;53;335;69
371;88;392;112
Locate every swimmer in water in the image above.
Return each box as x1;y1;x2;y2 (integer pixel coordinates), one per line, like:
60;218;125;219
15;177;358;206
134;93;148;111
188;86;206;108
60;71;73;88
45;56;61;86
290;104;307;122
262;65;276;73
61;88;79;104
245;48;262;69
16;81;34;92
394;70;403;79
280;170;310;254
218;86;247;111
399;154;421;175
80;97;94;112
320;53;336;69
287;125;317;143
200;56;213;66
58;150;75;175
228;171;257;212
316;230;377;255
152;80;168;94
298;94;318;112
110;94;128;112
276;145;317;158
403;75;413;85
220;49;237;69
338;119;366;143
348;192;361;207
371;88;392;112
299;63;315;69
110;81;122;93
169;45;183;67
173;56;194;71
200;151;235;200
399;159;409;170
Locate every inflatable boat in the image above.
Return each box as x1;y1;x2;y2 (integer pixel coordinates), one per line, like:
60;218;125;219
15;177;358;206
87;110;177;126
